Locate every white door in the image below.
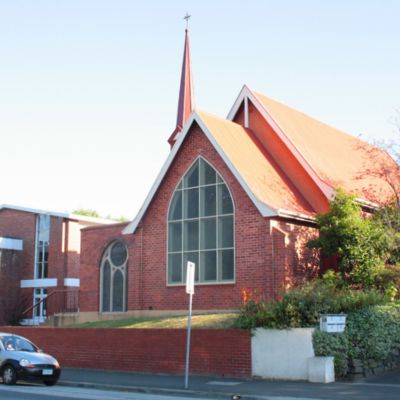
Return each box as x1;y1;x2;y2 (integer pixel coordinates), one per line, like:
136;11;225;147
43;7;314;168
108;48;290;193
32;288;48;324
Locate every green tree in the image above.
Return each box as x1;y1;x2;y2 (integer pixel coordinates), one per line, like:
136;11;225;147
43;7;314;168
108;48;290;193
73;209;130;222
72;208;101;218
370;117;400;264
308;189;386;287
373;203;400;264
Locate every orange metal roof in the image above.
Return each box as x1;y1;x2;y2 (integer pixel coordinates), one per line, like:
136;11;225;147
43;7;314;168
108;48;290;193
197;110;315;216
252;91;397;205
127;88;398;235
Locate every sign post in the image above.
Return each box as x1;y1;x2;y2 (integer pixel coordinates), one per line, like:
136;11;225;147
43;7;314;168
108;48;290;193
184;261;195;389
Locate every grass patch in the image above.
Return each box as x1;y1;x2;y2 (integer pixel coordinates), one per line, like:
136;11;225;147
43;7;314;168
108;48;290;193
67;313;238;329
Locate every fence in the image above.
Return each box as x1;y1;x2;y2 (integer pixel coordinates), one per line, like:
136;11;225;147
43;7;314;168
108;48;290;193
0;327;251;377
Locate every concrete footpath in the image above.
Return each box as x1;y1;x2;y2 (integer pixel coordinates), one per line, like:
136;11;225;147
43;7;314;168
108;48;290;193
59;367;400;400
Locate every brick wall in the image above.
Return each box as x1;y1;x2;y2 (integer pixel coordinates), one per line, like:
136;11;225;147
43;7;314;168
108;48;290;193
80;123;321;313
49;216;64;287
0;209;95;319
65;221;83;279
136;123;273;310
0;327;251;377
0;209;36;318
0;250;24;324
80;223;130;312
0;209;36;282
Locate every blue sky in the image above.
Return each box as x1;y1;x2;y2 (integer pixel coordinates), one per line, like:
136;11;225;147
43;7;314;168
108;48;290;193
0;1;399;219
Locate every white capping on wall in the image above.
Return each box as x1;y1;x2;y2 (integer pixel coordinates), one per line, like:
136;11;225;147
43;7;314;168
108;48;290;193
20;278;58;288
64;278;80;287
0;237;23;251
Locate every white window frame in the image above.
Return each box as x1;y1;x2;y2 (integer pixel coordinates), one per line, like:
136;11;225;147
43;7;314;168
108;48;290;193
34;214;50;280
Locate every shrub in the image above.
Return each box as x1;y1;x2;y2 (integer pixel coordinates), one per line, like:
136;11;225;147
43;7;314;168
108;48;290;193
236;280;387;329
313;302;400;377
307;189;386;287
313;330;349;377
374;265;400;300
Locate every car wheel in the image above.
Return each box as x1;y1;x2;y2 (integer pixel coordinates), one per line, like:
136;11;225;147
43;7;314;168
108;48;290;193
43;379;57;386
2;365;17;385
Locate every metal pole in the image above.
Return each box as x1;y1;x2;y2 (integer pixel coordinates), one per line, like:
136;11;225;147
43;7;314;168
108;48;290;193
184;292;193;389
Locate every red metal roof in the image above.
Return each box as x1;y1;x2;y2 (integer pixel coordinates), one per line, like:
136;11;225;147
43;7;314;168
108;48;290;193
197;110;315;216
125;88;398;235
252;90;398;206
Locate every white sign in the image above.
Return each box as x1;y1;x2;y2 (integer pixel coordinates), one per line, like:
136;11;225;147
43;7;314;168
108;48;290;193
320;314;347;333
186;262;195;295
185;261;195;389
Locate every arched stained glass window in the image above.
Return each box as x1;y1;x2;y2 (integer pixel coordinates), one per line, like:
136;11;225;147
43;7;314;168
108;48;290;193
167;158;234;284
100;241;128;312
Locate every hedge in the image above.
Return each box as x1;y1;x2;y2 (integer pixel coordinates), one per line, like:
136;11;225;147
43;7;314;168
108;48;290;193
313;302;400;377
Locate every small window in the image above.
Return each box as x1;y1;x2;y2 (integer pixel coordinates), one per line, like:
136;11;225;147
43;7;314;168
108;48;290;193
100;241;128;312
167;158;235;285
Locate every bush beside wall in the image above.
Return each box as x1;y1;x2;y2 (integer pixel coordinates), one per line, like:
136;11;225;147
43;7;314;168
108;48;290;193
313;302;400;377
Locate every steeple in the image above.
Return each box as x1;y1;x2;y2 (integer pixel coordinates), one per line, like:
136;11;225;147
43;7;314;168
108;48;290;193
168;20;194;147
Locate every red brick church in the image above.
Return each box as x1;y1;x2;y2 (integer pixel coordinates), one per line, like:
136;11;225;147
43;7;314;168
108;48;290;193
77;28;396;321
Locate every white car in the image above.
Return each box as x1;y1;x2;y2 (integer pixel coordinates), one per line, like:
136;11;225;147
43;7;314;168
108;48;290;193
0;333;61;386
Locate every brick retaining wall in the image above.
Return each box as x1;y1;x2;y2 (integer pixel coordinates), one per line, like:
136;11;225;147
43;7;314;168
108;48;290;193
0;327;251;377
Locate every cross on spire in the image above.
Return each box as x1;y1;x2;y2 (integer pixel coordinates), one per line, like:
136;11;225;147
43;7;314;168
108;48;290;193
184;13;191;29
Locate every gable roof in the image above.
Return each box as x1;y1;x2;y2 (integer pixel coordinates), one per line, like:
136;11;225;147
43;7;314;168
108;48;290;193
228;85;397;206
123;110;315;235
124;86;397;235
198;111;315;217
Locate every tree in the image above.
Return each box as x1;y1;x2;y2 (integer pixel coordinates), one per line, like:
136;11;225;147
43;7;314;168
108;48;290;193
105;214;129;222
369;113;400;263
357;111;400;207
308;189;386;287
73;209;130;222
373;200;400;265
72;209;101;218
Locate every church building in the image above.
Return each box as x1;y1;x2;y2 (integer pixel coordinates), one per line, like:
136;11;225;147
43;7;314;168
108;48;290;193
77;28;396;322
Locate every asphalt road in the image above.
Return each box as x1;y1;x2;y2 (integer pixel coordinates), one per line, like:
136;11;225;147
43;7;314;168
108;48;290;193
2;381;400;400
1;367;400;400
58;367;400;400
0;385;199;400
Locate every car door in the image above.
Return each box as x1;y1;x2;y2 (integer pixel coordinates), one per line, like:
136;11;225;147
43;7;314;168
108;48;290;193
0;337;6;365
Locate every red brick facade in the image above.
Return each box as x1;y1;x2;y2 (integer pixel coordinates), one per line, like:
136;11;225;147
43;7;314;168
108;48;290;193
80;123;320;313
0;208;107;323
0;326;251;377
0;250;23;325
0;209;37;323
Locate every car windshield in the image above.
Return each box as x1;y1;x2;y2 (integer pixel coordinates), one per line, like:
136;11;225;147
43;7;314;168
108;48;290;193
0;336;37;352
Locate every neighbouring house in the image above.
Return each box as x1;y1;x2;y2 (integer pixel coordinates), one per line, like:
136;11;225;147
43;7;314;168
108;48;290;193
74;28;397;324
0;204;113;325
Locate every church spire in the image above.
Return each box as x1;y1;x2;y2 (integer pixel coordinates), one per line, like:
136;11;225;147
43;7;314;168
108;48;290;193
168;17;194;147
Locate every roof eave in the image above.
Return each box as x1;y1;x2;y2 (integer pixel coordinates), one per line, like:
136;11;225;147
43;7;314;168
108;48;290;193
276;208;317;223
